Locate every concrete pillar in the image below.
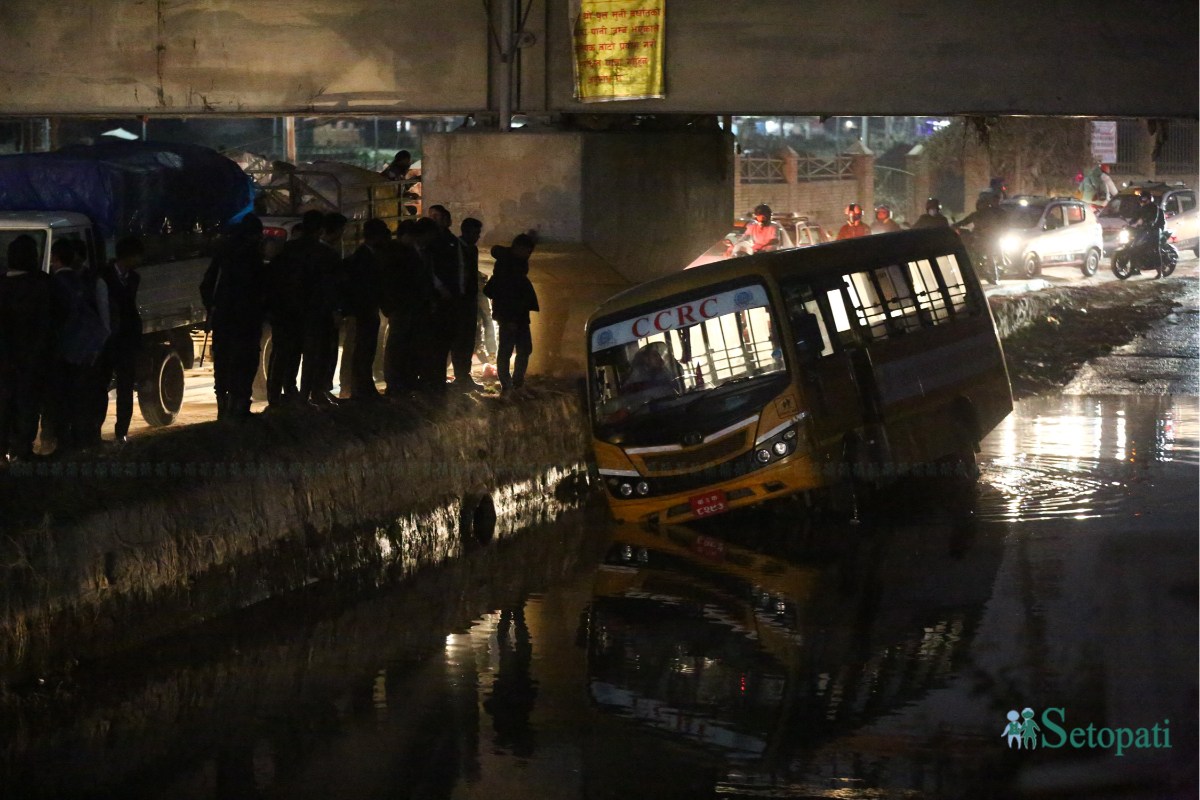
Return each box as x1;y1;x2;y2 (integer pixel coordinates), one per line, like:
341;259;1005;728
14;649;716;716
423;129;734;376
779;145;799;185
1131;119;1156;180
845;140;875;214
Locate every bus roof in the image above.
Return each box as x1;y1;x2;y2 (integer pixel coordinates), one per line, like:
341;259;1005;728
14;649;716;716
587;227;966;327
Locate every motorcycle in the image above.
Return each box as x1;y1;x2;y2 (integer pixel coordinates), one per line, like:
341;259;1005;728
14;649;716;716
953;226;1002;285
1110;226;1178;280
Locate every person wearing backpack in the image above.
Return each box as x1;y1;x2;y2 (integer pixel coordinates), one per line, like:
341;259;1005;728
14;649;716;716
45;239;110;453
483;232;539;395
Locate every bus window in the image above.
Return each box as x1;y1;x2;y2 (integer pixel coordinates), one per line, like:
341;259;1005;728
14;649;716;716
935;254;971;313
872;264;921;334
842;272;890;341
825;288;853;334
780;280;834;360
908;259;951;324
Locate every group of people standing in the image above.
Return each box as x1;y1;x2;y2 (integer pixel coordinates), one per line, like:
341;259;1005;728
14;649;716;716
200;205;541;420
0;234;144;461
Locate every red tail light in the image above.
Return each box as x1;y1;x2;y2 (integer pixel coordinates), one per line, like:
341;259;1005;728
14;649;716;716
264;226;289;240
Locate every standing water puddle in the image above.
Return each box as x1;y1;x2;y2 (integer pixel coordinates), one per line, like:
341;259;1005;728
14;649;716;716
977;395;1198;522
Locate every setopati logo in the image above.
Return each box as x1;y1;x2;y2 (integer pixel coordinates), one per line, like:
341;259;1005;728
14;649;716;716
1002;707;1171;757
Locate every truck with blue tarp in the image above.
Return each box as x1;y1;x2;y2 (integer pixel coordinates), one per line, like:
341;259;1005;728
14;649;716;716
0;141;254;426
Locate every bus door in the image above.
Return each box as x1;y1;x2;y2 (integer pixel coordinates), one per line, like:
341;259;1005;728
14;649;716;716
778;278;873;448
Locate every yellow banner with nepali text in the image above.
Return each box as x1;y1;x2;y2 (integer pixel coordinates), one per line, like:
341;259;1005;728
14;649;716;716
572;0;665;102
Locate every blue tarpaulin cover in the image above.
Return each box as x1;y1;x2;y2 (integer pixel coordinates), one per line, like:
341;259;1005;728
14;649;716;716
0;141;254;237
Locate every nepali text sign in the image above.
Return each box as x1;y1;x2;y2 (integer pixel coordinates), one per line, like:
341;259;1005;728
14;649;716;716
572;0;665;102
1091;120;1118;164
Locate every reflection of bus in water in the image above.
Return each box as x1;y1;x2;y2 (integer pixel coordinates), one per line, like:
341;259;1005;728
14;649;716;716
586;228;1013;524
587;520;1004;792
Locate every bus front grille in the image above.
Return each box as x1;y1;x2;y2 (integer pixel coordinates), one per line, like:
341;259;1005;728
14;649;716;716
637;432;750;475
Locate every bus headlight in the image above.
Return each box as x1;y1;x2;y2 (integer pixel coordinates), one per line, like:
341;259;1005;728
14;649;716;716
635;481;650;496
772;441;789;457
618;482;634;497
756;449;772;464
1117;228;1131;245
999;233;1022;254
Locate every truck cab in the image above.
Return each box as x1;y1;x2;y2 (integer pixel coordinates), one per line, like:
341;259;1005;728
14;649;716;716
0;212;99;273
0;210;200;428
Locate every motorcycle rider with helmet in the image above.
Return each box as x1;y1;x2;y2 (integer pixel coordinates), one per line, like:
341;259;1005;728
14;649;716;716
873;204;901;233
952;192;1008;283
837;203;872;240
913;197;950;229
1130;189;1166;277
734;203;784;254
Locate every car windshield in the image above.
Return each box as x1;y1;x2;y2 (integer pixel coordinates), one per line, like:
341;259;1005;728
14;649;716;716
1099;195;1145;220
1003;205;1044;229
589;283;786;442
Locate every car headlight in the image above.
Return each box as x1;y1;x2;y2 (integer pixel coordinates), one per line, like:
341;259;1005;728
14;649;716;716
1117;229;1131;244
755;448;772;464
635;481;650;496
618;482;634;497
999;233;1023;254
772;441;789;457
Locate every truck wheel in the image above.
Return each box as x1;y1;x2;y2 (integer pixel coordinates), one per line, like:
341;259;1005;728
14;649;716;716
1080;248;1100;277
374;318;389;383
138;348;185;427
252;330;273;402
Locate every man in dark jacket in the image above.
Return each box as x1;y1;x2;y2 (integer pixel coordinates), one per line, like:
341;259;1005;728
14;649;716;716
45;238;110;452
95;235;144;444
483;233;539;394
452;217;485;390
342;218;389;400
265;210;337;409
201;215;267;420
425;204;468;391
0;235;54;460
381;219;436;395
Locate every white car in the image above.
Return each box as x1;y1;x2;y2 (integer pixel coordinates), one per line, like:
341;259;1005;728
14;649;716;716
996;197;1104;278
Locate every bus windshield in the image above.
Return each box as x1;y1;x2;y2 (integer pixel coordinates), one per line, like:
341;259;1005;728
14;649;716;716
589;283;786;442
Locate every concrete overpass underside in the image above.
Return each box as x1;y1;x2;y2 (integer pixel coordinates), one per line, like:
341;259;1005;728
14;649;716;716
2;0;1195;375
0;0;1195;118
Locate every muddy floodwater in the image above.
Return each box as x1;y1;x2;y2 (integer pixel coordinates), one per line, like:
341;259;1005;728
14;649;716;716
2;395;1196;799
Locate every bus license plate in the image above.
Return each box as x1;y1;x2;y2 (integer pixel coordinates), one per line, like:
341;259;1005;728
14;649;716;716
690;490;728;518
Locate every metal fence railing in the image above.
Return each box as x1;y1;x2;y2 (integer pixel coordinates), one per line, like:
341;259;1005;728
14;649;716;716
739;154;855;184
740;155;786;184
873;165;913;210
1114;119;1197;176
797;155;853;180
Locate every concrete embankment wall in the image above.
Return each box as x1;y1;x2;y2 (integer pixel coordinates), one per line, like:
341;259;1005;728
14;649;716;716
0;283;1158;688
0;387;593;687
987;284;1085;339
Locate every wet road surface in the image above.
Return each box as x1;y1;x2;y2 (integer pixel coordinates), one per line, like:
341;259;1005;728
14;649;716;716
3;394;1196;799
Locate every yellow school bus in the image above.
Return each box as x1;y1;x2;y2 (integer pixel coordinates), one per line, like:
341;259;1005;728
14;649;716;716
586;227;1013;524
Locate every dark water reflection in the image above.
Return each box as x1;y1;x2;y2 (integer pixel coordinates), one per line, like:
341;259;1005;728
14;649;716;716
1;396;1196;799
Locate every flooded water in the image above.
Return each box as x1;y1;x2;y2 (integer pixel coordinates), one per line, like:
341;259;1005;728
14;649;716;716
2;396;1196;799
